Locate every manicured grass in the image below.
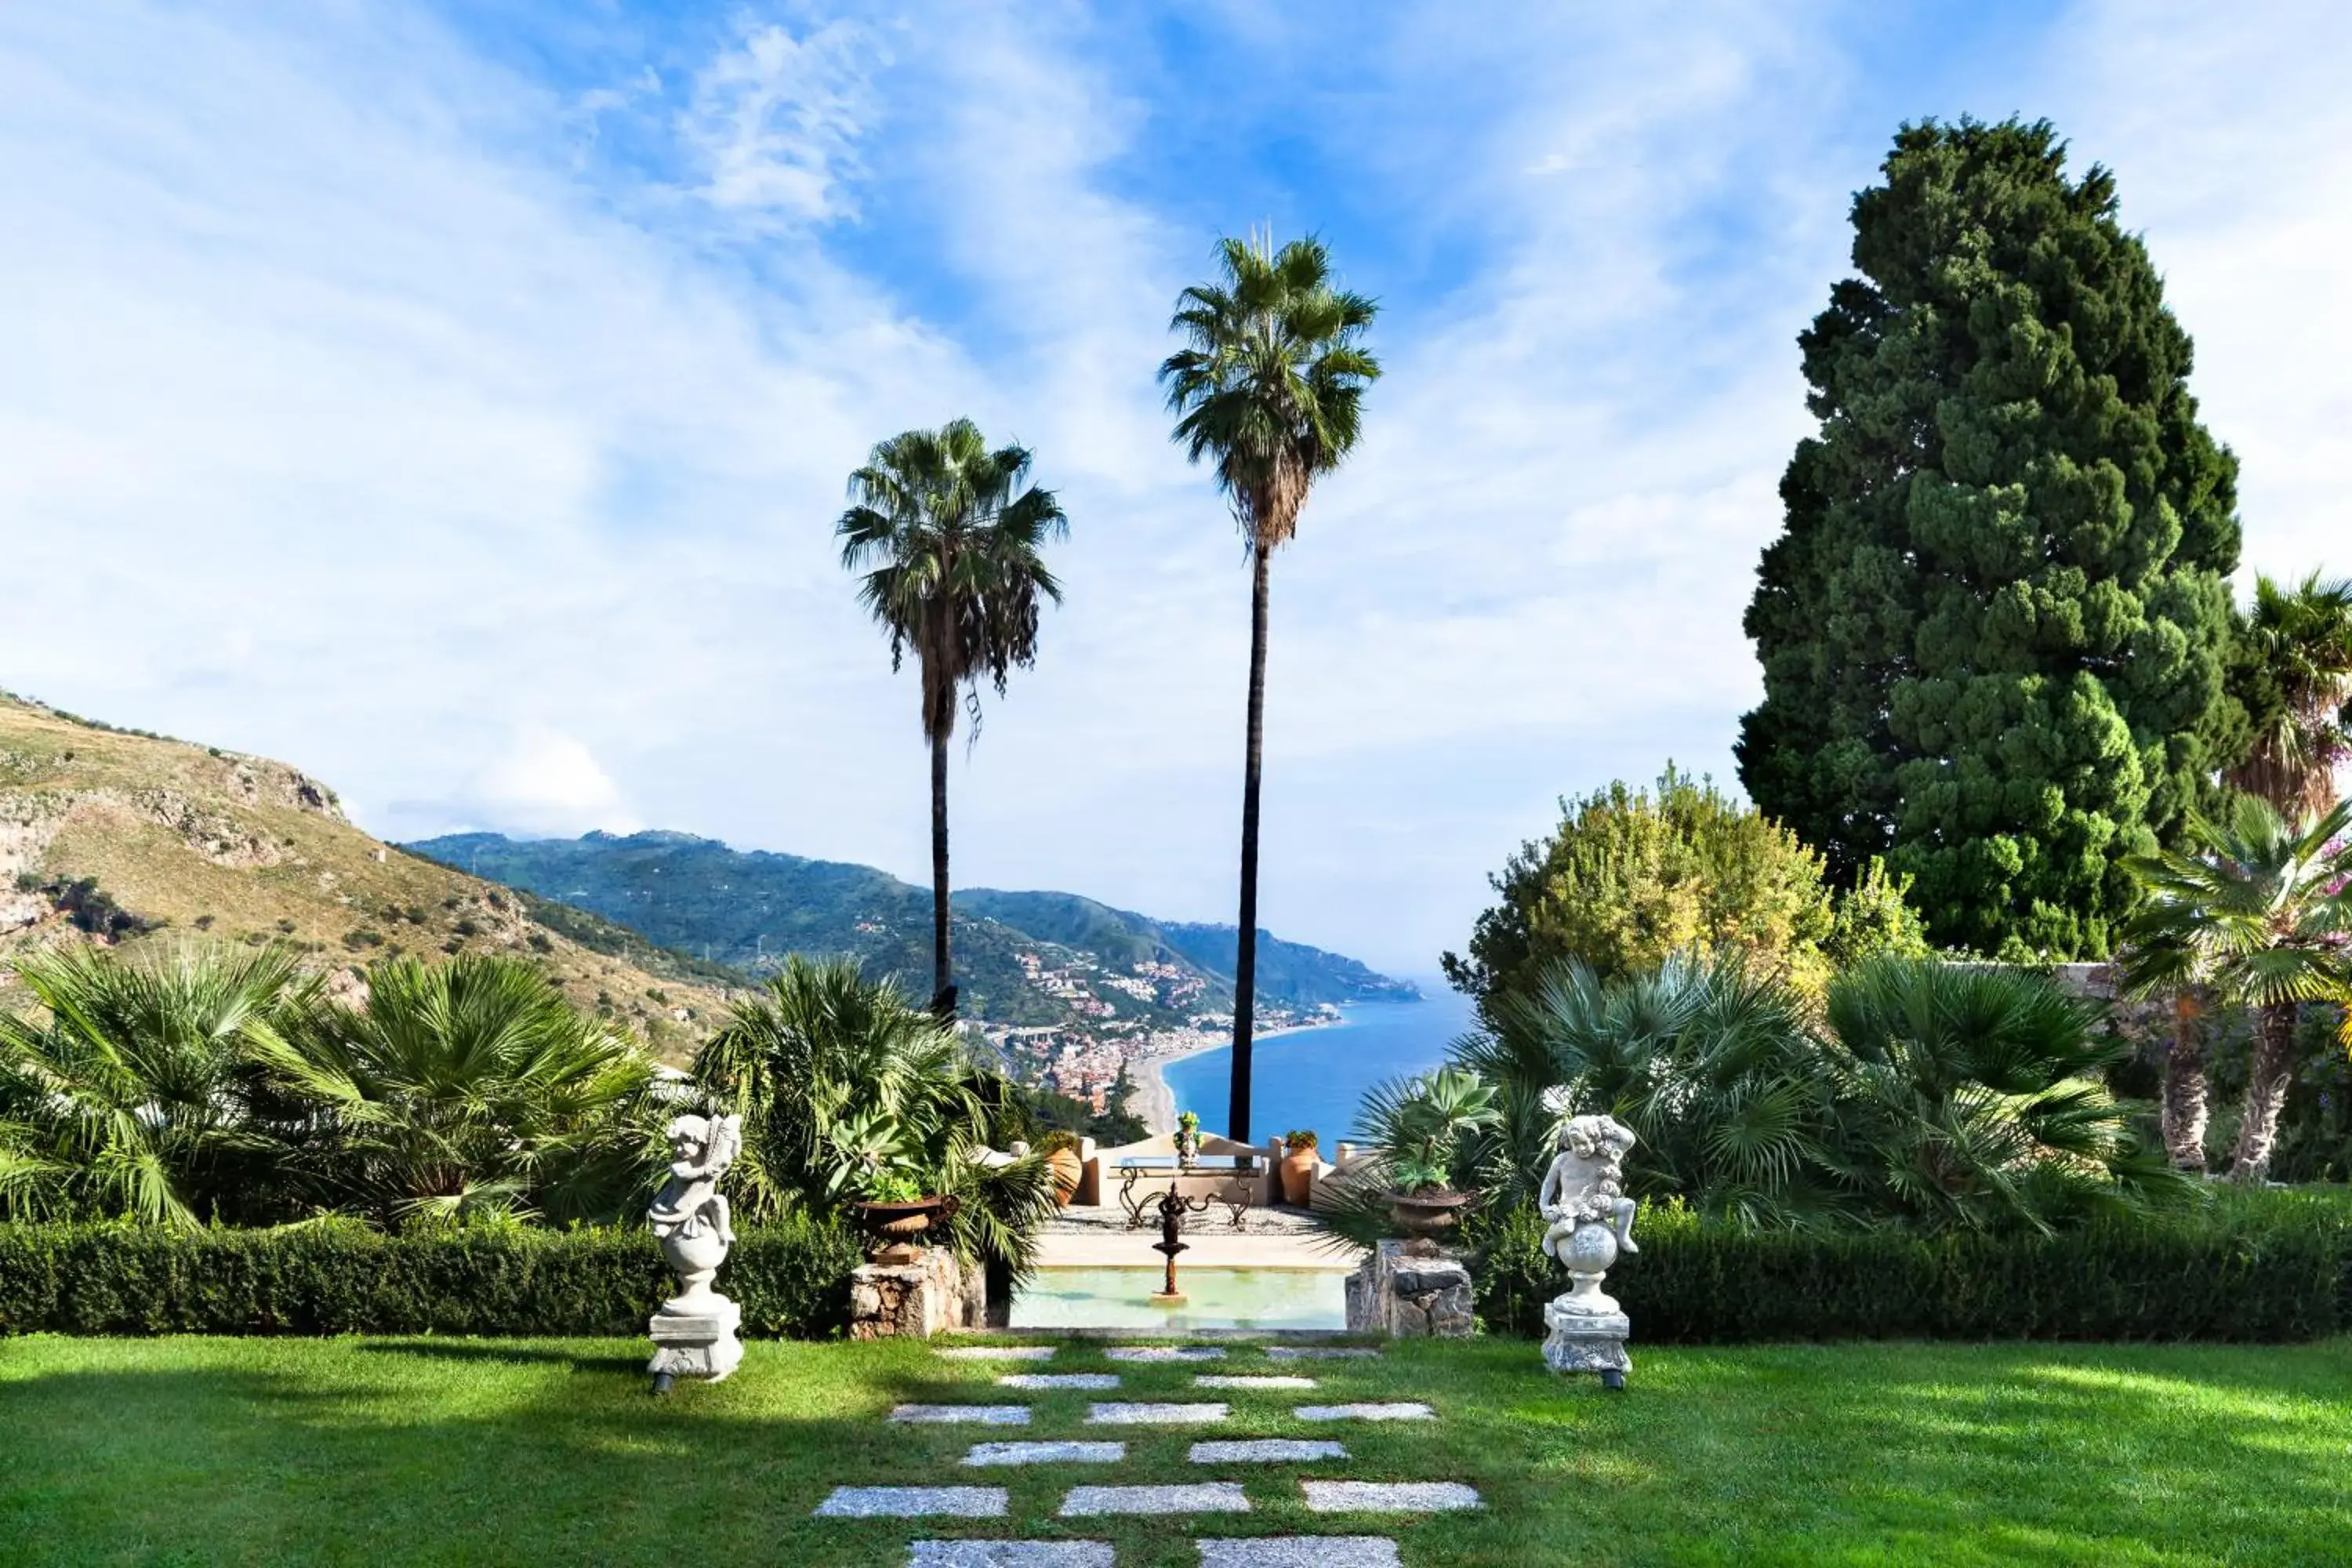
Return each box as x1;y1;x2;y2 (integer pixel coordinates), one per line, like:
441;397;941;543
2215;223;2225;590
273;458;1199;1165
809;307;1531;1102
3;1334;2348;1566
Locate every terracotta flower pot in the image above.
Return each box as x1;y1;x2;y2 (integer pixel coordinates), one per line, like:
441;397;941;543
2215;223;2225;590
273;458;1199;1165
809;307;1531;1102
1279;1149;1316;1206
1047;1149;1083;1206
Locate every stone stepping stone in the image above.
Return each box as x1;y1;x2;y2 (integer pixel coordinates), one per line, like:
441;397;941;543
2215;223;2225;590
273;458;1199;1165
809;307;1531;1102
891;1404;1032;1425
1294;1403;1434;1422
997;1373;1120;1390
1194;1374;1316;1390
813;1486;1007;1518
1087;1401;1229;1425
1265;1347;1380;1361
1105;1345;1226;1362
963;1441;1127;1468
908;1543;1113;1566
935;1346;1057;1362
1059;1482;1251;1516
1302;1481;1483;1513
1196;1539;1401;1566
1189;1439;1348;1465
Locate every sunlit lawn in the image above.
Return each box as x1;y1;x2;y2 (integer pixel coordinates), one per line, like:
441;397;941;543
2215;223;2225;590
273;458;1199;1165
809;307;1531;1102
3;1333;2347;1566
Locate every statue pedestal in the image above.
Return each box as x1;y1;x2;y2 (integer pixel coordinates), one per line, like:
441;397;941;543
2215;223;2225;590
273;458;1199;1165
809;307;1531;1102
648;1294;742;1391
1542;1296;1629;1388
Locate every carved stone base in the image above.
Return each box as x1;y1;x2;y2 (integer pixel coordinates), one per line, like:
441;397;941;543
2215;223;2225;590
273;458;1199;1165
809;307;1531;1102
1542;1297;1629;1387
1345;1240;1474;1338
648;1295;742;1388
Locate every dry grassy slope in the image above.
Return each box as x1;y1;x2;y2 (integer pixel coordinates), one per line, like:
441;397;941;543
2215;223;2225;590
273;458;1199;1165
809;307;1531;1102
0;695;733;1062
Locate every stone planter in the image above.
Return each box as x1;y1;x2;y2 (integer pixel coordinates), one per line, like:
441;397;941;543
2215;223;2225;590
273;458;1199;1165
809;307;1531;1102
1385;1188;1472;1254
851;1195;955;1265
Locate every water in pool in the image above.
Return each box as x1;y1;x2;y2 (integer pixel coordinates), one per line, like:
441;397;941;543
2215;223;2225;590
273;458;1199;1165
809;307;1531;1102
1010;1267;1346;1331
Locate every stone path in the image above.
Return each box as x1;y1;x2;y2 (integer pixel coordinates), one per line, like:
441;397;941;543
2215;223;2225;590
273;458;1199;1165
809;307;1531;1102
963;1441;1125;1467
821;1340;1475;1563
909;1544;1112;1566
1059;1483;1250;1517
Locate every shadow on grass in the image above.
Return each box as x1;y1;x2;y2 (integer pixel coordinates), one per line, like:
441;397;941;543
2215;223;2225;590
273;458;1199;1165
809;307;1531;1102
354;1339;647;1375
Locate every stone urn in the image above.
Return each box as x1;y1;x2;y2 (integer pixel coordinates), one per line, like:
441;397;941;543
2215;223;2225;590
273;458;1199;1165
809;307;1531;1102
852;1195;956;1265
1174;1123;1201;1171
1045;1147;1083;1207
1385;1188;1472;1255
1279;1140;1318;1206
657;1218;732;1314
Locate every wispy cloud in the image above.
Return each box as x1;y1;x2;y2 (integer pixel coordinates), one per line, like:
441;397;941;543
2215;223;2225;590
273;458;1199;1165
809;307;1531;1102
679;16;878;223
1;0;2344;975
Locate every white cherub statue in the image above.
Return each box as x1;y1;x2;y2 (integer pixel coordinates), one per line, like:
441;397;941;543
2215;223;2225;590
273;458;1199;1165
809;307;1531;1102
1536;1112;1639;1267
648;1112;742;1250
646;1112;746;1389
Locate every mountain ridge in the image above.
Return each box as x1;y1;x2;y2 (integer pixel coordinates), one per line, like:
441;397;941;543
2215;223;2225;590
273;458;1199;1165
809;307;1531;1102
405;830;1418;1045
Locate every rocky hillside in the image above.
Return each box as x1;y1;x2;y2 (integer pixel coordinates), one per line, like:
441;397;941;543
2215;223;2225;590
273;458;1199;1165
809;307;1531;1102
0;694;739;1058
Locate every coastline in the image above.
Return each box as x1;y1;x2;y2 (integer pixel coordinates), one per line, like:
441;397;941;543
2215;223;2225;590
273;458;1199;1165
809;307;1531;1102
1131;1018;1339;1135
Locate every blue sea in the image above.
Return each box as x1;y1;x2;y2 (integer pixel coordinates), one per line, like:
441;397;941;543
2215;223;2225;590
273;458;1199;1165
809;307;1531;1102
1165;982;1477;1144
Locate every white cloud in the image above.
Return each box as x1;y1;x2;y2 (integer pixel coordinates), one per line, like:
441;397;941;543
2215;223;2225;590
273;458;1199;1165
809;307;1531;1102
680;18;876;223
460;728;641;838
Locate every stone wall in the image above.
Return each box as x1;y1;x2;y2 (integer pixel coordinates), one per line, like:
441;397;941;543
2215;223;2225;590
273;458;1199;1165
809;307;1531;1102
848;1247;985;1340
1345;1240;1472;1338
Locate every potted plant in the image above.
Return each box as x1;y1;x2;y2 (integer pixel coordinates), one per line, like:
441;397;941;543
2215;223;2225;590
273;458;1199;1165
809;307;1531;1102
1037;1130;1084;1206
1279;1129;1319;1206
1372;1066;1500;1254
1175;1110;1202;1170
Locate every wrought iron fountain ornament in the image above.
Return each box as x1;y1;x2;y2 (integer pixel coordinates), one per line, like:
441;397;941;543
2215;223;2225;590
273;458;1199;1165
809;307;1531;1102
1147;1181;1214;1305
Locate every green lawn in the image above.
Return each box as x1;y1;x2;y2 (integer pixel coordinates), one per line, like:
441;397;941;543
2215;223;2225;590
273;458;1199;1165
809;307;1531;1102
3;1334;2347;1566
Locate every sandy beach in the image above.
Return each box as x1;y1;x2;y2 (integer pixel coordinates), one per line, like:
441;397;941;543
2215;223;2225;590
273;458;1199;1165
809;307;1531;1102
1131;1019;1337;1134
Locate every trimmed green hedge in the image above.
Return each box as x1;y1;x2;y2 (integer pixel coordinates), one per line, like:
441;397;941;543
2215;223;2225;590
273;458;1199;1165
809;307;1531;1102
1471;1191;2352;1343
0;1215;863;1339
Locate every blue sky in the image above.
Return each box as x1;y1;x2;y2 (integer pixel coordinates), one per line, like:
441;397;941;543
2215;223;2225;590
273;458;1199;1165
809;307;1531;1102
2;2;2347;975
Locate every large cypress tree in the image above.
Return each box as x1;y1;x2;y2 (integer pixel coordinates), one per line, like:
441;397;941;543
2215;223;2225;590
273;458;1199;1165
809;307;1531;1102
1737;119;2241;959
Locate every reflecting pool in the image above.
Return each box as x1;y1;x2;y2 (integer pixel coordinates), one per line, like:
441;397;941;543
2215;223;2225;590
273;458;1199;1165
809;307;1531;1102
1009;1267;1348;1331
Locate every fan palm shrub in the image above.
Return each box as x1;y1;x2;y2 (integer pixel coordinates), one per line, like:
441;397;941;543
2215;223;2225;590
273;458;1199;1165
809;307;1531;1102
692;956;1056;1279
264;953;659;1226
1819;957;2183;1229
2120;795;2352;1182
837;420;1069;1019
0;942;315;1226
1160;231;1379;1142
1346;953;2176;1247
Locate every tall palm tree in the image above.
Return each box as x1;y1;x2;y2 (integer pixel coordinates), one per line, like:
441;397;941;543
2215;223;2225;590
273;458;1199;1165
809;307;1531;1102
2230;571;2352;822
837;420;1069;1019
264;953;658;1225
1160;232;1380;1142
2121;795;2352;1183
0;942;314;1225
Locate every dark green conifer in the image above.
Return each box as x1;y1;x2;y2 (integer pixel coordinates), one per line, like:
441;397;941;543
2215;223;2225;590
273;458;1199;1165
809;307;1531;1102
1737;118;2241;958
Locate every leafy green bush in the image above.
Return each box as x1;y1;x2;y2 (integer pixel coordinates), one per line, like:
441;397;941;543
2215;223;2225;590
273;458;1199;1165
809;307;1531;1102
0;1214;862;1339
1467;1193;2350;1344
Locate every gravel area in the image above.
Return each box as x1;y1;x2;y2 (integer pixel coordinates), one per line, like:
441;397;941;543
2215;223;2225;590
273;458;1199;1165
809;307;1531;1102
935;1346;1058;1363
1104;1345;1228;1362
1294;1403;1435;1422
1195;1539;1401;1566
996;1374;1120;1390
1265;1347;1381;1362
906;1542;1114;1565
1193;1375;1317;1389
890;1404;1033;1425
1302;1481;1483;1513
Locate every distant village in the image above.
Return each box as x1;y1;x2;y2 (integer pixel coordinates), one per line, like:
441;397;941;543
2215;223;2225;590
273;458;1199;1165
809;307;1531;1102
975;947;1341;1111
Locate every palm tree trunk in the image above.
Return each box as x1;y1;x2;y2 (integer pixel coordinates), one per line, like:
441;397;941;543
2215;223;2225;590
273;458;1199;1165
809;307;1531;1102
2161;989;2209;1171
929;728;954;1020
1229;545;1272;1144
2229;1000;2299;1183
